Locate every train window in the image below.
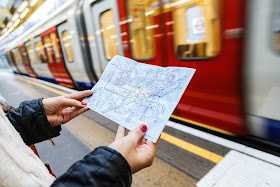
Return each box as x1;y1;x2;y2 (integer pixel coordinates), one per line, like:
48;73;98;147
43;36;54;63
127;0;156;60
35;41;47;63
171;0;221;59
50;33;61;63
100;10;119;60
27;45;36;64
62;30;74;62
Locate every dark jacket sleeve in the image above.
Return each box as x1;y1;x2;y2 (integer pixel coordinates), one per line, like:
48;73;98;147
51;146;132;187
6;98;61;145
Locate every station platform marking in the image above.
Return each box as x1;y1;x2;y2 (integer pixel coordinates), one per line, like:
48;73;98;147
166;120;280;167
197;150;280;187
15;75;224;164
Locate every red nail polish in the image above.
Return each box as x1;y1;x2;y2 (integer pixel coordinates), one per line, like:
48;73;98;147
140;124;147;133
81;102;87;105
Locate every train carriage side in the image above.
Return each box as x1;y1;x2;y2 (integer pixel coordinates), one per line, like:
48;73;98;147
82;0;246;135
34;0;95;90
40;27;76;88
25;37;57;83
57;19;94;90
245;0;280;143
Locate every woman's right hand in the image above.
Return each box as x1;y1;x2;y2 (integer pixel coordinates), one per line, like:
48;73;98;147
109;124;160;174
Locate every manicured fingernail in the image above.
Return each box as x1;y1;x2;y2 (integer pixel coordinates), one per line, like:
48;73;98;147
81;102;87;105
140;124;147;133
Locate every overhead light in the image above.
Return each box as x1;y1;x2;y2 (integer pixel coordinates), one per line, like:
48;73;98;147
18;1;29;13
0;35;4;40
30;0;39;7
11;13;20;22
4;32;9;36
13;19;21;27
8;26;15;33
20;8;30;19
2;28;8;33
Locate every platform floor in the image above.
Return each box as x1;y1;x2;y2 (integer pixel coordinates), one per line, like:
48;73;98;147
0;71;279;187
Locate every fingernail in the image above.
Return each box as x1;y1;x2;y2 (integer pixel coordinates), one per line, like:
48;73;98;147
140;124;147;133
81;102;87;105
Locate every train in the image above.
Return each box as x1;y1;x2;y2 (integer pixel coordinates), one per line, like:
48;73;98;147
0;0;280;145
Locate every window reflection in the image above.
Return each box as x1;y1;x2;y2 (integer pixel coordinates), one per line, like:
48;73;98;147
50;33;61;63
62;30;74;62
100;10;119;60
27;45;37;64
35;41;47;63
43;36;53;63
127;0;156;60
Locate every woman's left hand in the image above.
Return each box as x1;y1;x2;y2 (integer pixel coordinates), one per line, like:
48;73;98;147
42;90;93;127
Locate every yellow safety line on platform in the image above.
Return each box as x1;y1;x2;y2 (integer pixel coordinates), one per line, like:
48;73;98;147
161;132;223;163
18;76;224;164
171;115;235;135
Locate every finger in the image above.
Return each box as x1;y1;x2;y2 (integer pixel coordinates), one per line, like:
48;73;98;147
146;136;160;151
61;97;86;108
128;124;147;143
115;125;126;140
140;137;146;144
65;90;93;100
68;107;90;120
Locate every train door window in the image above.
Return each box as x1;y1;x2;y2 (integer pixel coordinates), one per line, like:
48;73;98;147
127;0;156;60
171;0;221;59
62;30;74;62
35;41;47;63
27;45;36;64
43;36;53;63
100;10;119;60
50;33;61;63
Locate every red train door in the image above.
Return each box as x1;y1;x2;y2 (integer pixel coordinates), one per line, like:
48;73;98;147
160;0;245;134
40;27;75;88
18;44;37;78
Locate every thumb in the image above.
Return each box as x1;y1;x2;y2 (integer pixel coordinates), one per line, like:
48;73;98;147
128;124;147;143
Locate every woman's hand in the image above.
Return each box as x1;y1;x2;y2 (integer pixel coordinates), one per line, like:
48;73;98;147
109;124;160;174
42;90;93;127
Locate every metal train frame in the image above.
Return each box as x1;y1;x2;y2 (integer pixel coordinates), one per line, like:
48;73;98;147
1;0;280;144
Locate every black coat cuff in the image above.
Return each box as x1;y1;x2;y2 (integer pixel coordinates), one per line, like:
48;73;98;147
6;98;61;145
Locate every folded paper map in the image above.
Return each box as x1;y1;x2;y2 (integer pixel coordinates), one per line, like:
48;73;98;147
83;55;195;143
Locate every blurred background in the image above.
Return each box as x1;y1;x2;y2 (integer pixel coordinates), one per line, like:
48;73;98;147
0;0;280;186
